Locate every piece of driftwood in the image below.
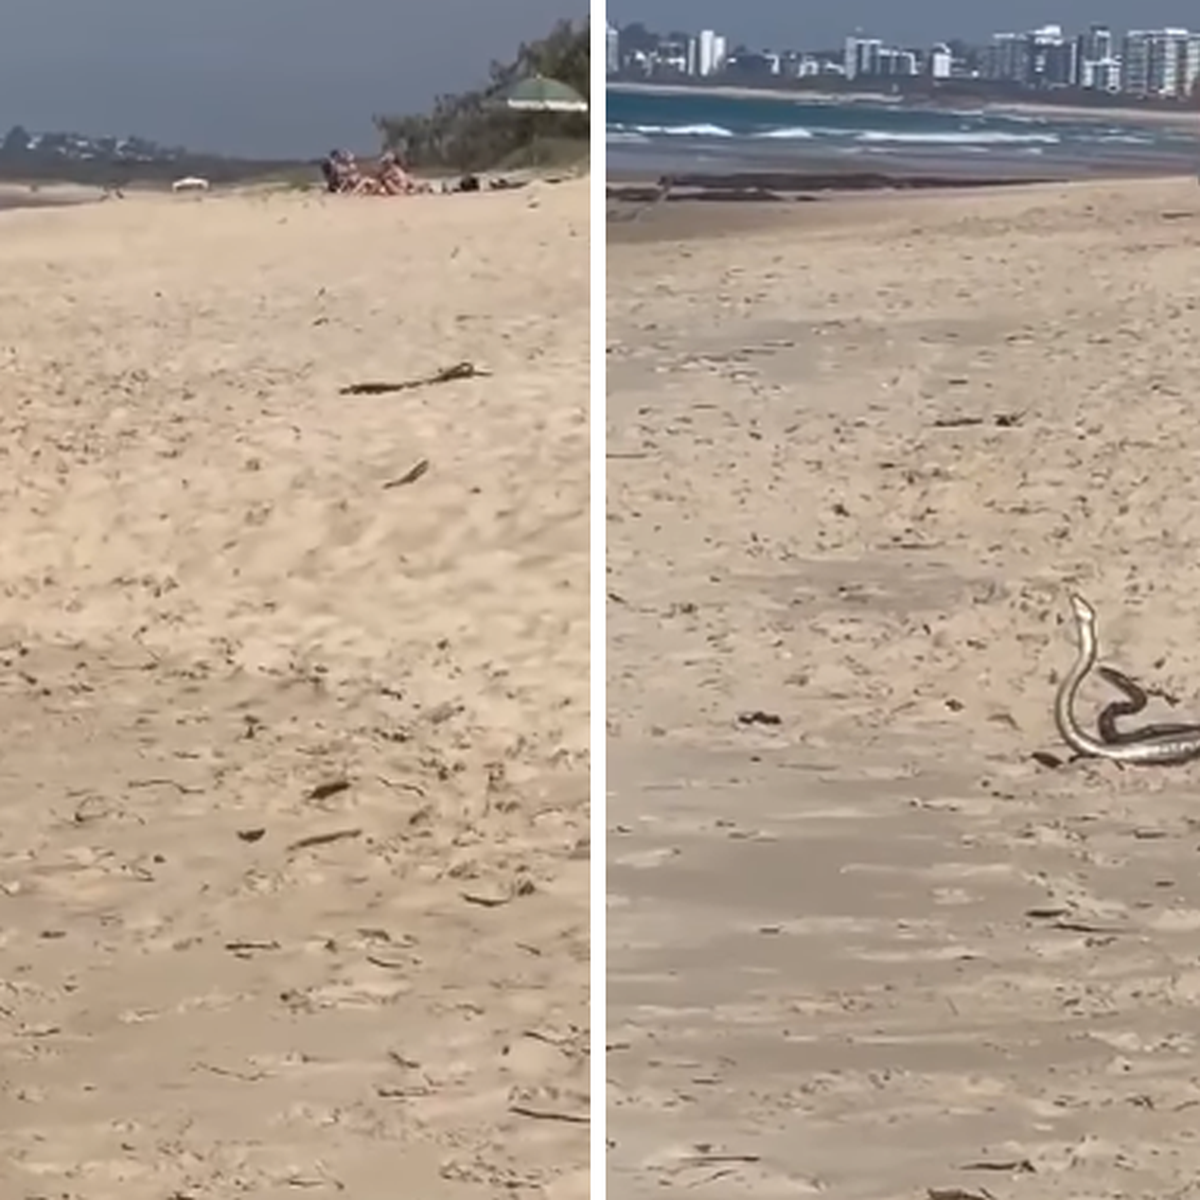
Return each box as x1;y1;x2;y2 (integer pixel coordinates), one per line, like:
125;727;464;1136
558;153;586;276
340;360;489;396
382;459;430;489
931;411;1023;429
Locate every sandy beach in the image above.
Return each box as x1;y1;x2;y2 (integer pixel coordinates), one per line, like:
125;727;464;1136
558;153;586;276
608;177;1200;1197
0;180;588;1197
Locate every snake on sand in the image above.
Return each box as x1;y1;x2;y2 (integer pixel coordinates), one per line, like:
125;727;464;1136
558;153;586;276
1095;665;1200;744
1055;593;1200;765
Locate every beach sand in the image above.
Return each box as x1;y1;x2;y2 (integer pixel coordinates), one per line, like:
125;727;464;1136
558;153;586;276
0;181;588;1197
608;177;1200;1197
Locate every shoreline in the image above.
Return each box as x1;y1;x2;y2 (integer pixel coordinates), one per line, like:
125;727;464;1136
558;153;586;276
607;79;1200;129
606;170;1059;206
606;171;1197;244
606;158;1192;193
0;182;106;211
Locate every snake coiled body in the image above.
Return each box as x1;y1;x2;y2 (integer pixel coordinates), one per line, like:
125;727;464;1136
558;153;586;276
1095;665;1200;744
1055;594;1200;765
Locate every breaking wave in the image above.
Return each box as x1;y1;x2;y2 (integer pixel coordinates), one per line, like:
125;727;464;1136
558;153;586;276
855;129;1061;145
751;125;816;140
605;89;1200;165
614;122;734;138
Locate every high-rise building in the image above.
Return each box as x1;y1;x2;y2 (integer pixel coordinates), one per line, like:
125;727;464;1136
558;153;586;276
712;34;728;73
844;35;883;80
1121;28;1193;97
1027;25;1076;87
606;23;620;75
1077;24;1117;90
983;25;1081;88
982;32;1032;84
1120;31;1150;92
1184;34;1200;98
697;29;727;76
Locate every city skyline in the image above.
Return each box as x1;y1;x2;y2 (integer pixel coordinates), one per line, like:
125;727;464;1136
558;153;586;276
0;0;583;158
610;13;1200;99
613;1;1200;52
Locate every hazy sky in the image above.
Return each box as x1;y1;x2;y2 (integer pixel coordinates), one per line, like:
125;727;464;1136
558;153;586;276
616;2;1193;50
0;0;585;158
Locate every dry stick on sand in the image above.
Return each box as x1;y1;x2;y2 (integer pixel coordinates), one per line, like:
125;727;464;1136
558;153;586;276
382;458;430;489
340;360;490;396
931;411;1024;429
287;827;363;854
508;1101;590;1125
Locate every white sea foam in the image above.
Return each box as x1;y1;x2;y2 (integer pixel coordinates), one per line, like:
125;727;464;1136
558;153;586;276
856;129;1061;145
1089;131;1155;144
608;121;1067;148
751;126;816;140
628;122;734;137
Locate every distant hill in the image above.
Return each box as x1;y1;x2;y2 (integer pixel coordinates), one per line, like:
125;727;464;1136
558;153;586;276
0;124;312;186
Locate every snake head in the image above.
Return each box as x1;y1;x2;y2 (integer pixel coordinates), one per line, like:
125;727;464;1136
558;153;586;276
1069;593;1097;626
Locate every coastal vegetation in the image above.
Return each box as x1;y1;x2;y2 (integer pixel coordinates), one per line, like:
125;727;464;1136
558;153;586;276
374;18;589;171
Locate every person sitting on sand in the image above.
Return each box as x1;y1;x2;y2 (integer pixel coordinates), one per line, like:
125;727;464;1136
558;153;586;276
322;148;432;197
320;151;341;193
321;149;364;194
341;152;374;193
376;151;431;196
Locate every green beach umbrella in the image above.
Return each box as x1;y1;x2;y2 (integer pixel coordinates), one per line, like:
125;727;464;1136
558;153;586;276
497;74;589;114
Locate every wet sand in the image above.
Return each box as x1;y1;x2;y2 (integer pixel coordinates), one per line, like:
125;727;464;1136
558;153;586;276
0;181;589;1198
608;176;1200;1197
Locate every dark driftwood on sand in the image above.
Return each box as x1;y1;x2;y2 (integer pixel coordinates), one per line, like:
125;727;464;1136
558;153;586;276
339;360;489;396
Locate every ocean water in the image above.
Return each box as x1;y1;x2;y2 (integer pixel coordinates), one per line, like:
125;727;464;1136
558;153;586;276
607;86;1200;176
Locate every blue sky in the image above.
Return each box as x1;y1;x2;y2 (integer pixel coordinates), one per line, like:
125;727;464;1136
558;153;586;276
0;0;586;157
614;2;1196;51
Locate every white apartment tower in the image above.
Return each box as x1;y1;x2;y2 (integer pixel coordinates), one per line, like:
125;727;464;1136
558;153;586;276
844;35;883;80
1077;24;1118;91
710;34;729;72
1121;28;1197;97
697;28;728;76
1186;34;1200;97
711;34;728;73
